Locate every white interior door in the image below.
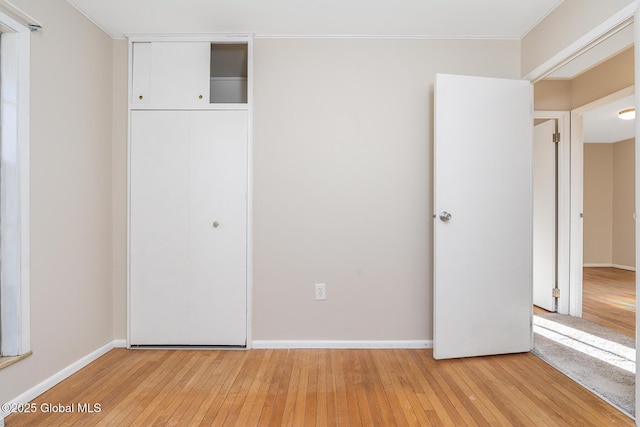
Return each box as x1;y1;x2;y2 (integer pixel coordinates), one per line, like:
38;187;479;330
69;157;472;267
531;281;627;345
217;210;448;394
434;73;533;359
533;119;557;312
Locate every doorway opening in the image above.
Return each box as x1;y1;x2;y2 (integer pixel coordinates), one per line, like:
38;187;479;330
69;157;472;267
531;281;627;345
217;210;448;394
581;89;636;339
532;24;636;417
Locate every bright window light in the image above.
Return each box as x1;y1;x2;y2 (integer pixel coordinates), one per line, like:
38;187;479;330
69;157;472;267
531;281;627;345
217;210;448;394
533;316;635;374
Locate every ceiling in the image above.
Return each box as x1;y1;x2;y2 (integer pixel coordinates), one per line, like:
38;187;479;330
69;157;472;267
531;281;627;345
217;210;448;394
66;0;564;39
582;95;635;144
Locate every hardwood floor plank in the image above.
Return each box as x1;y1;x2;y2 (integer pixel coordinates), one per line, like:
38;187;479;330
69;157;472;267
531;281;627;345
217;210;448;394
371;350;412;426
386;350;434;426
231;350;273;426
303;350;319;427
196;351;249;426
341;350;369;426
279;350;304;426
132;351;204;426
438;357;504;425
473;354;556;426
218;350;263;426
175;351;236;426
403;351;457;426
109;353;195;426
315;350;329;427
260;349;293;426
5;348;634;427
99;351;193;426
250;350;289;426
291;350;311;426
582;267;635;338
330;350;353;426
412;354;476;426
172;352;229;426
360;350;397;427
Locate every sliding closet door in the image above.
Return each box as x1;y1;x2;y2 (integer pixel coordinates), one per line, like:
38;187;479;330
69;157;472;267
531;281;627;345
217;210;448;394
130;110;248;346
130;110;190;345
189;111;247;345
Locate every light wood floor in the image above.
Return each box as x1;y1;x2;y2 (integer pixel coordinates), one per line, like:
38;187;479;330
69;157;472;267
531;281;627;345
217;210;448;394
582;267;635;338
5;348;632;426
533;267;636;338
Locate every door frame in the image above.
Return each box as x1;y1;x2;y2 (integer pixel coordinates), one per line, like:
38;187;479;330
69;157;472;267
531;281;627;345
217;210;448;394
525;1;638;419
569;86;635;318
535;89;634;319
525;4;635;309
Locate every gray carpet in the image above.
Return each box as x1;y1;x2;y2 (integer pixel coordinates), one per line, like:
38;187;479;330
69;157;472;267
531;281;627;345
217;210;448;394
532;313;635;418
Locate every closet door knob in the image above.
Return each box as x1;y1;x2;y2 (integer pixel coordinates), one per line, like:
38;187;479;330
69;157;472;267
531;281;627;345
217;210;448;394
213;221;220;228
198;95;203;99
138;95;143;100
439;211;452;222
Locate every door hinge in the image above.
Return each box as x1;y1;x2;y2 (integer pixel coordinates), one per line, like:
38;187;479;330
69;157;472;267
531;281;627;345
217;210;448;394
553;132;560;143
552;288;560;298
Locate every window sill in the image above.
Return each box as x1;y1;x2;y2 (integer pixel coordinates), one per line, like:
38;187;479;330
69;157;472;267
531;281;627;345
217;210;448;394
0;351;32;370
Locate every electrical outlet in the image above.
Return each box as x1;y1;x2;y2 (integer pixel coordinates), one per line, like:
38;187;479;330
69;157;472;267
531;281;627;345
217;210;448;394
315;283;326;300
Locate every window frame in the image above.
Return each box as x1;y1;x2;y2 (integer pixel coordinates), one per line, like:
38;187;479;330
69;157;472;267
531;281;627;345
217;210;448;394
0;10;30;358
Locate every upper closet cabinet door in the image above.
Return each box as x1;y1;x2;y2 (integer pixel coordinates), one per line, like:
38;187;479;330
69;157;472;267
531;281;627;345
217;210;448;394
131;42;151;105
132;42;210;108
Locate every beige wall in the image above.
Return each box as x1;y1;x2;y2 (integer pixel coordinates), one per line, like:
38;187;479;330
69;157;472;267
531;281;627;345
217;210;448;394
612;138;636;268
107;37;523;343
112;39;129;338
106;0;638;342
584;144;613;264
571;47;634;108
583;140;636;268
0;0;117;404
252;38;520;341
534;80;571;111
521;0;634;78
534;46;634;111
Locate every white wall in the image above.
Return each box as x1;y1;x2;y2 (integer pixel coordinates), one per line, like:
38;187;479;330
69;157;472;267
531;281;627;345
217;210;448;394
252;38;520;341
0;0;115;404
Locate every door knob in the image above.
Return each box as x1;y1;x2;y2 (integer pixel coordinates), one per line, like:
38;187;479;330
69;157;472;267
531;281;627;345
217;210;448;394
439;211;452;222
213;221;220;228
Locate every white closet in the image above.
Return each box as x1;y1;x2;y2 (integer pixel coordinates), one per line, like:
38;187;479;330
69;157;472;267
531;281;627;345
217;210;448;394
128;38;250;346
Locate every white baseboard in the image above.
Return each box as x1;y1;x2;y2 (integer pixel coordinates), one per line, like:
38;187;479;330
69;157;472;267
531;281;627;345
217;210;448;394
0;339;124;424
583;263;636;271
612;264;636;272
113;339;127;348
252;340;433;349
